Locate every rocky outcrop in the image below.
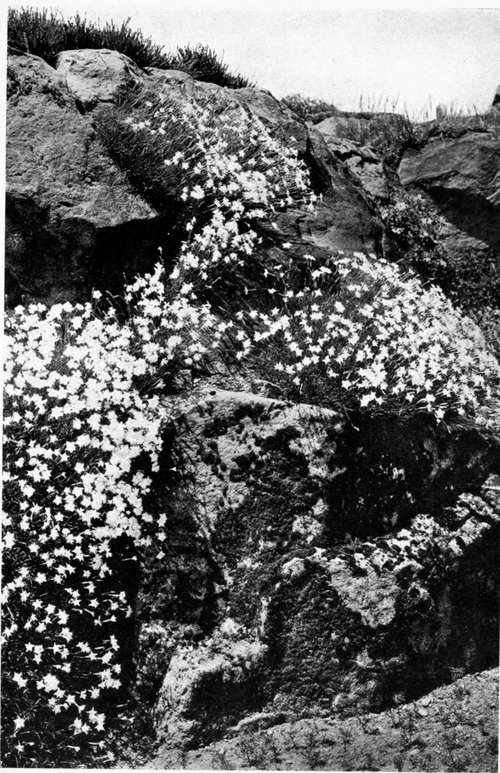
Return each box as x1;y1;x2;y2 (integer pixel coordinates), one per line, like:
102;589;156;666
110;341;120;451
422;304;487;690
6;53;163;304
138;390;342;748
315;119;390;200
151;668;498;771
6;48;499;312
399;132;500;227
312;109;500;311
6;45;499;769
398;131;500;297
5;50;383;306
135;388;499;754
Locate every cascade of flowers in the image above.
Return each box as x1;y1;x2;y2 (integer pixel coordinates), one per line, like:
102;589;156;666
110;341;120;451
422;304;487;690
120;89;316;298
2;91;315;766
2;271;232;766
241;251;500;419
3;84;499;767
124;88;498;422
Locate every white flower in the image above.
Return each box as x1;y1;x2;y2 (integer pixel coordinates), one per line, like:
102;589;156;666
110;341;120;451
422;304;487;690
190;185;205;200
12;673;27;688
13;717;26;733
41;674;60;692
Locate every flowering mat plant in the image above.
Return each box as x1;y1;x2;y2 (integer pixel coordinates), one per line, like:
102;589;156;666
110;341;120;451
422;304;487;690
2;84;499;767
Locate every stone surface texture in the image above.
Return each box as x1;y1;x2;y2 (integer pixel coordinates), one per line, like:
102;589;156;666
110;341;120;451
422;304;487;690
151;668;499;771
398;131;500;281
135;388;500;755
6;53;160;304
56;48;144;108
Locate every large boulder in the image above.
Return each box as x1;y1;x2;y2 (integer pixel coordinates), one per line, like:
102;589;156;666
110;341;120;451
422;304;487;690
256;488;498;718
152;668;499;771
6;53;162;305
399;133;500;215
138;389;341;749
56;48;144;109
137;388;499;753
398;132;500;289
315;118;390;200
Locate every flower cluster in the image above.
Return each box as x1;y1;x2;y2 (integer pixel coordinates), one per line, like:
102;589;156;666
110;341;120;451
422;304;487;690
4;82;499;768
122;89;315;297
2;265;227;766
244;252;499;420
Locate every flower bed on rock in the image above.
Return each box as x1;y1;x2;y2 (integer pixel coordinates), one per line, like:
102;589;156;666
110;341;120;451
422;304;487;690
3;67;499;768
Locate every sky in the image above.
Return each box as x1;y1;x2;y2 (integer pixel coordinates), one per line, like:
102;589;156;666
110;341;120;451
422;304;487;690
4;1;500;116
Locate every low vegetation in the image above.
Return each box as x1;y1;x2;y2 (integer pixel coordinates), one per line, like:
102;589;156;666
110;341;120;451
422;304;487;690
247;251;499;419
94;84;315;307
2;267;229;766
7;7;252;88
282;93;340;123
3;15;499;768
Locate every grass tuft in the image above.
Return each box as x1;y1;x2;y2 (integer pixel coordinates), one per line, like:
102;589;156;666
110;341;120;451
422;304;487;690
7;7;253;88
282;94;340;123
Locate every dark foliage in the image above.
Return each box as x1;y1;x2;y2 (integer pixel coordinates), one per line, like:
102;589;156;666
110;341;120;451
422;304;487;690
7;7;253;88
174;44;252;89
282;93;340;123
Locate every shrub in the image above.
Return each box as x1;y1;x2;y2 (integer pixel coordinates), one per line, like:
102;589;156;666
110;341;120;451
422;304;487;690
380;191;450;280
7;7;253;88
173;44;252;89
1;265;230;766
8;7;173;69
243;252;499;422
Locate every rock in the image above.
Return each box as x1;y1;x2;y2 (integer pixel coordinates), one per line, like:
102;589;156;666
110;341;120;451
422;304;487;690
303;126;384;251
398;132;500;256
397;130;500;310
151;669;499;771
492;85;500;111
232;87;310;153
316;118;390;200
6;52;384;304
325;410;500;539
314;112;405;143
155;621;267;751
326;557;399;628
144;69;384;255
167;388;341;530
260;494;498;719
399;133;500;212
141;389;499;751
56;48;144;109
6;53;163;305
